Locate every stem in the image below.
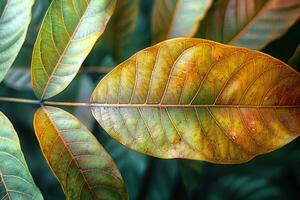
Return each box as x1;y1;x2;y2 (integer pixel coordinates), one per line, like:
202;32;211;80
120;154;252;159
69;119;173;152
11;66;113;74
44;101;91;107
0;97;40;105
0;97;91;107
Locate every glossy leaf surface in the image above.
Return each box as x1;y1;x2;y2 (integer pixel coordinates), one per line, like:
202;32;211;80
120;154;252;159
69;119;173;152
34;106;128;199
31;0;116;100
0;0;33;82
0;112;43;199
198;0;300;49
151;0;212;43
91;38;300;164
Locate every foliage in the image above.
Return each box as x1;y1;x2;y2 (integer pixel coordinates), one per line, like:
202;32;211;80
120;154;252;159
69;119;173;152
0;0;299;199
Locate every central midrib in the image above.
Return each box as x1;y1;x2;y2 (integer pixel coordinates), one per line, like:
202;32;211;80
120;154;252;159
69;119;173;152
41;1;92;99
89;103;300;108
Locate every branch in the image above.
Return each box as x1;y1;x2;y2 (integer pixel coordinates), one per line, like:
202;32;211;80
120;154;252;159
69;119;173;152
10;66;114;74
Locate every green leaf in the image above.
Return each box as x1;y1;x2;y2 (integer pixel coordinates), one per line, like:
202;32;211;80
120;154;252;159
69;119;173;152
198;0;300;50
289;44;300;71
0;0;33;82
208;175;284;200
34;106;128;200
104;139;148;200
145;160;178;200
151;0;212;43
31;0;116;100
91;38;300;164
0;112;43;200
101;0;139;63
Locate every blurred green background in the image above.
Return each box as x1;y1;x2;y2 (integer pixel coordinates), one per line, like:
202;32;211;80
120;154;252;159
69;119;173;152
0;0;300;199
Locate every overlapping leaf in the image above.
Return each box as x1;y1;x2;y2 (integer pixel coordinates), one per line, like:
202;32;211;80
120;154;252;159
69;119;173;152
151;0;212;43
289;44;300;70
0;0;33;82
31;0;116;100
0;112;43;200
4;67;31;91
105;139;148;200
198;0;300;49
34;106;128;199
208;175;284;200
91;38;300;164
100;0;139;62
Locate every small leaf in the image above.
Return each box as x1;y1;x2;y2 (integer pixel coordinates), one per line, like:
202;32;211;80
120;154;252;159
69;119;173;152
0;112;43;200
0;0;33;82
91;38;300;164
31;0;116;100
289;44;300;71
198;0;300;49
151;0;212;43
34;106;128;200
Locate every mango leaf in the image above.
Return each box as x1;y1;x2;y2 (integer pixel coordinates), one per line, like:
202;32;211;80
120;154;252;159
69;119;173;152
31;0;116;100
100;0;139;63
151;0;212;43
289;44;300;71
198;0;300;50
0;0;33;82
91;38;300;164
33;106;128;200
0;112;43;200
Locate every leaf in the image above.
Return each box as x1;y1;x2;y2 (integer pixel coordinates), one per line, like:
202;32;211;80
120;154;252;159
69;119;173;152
33;106;128;200
104;139;148;200
101;0;139;62
289;44;300;71
4;67;31;91
144;160;178;200
0;112;43;200
178;160;203;197
91;38;300;164
0;0;33;82
151;0;212;43
198;0;300;50
31;0;116;100
208;175;284;200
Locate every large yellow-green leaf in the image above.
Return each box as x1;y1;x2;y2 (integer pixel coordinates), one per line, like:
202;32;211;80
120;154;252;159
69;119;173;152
31;0;116;100
151;0;212;44
34;106;128;200
91;38;300;164
198;0;300;50
0;112;43;200
0;0;33;82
